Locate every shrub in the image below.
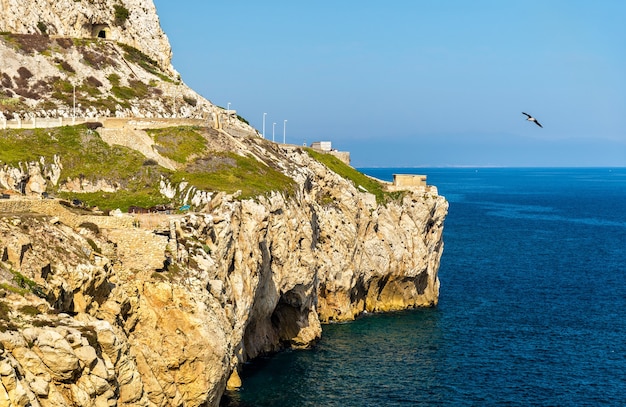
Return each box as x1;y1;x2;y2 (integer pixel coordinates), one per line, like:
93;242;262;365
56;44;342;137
86;238;101;254
55;38;73;49
114;5;130;26
38;100;58;110
107;73;121;86
237;115;249;125
14;88;40;100
55;58;75;73
37;21;48;35
17;67;33;80
79;222;100;234
85;76;103;88
119;43;173;82
183;95;197;107
10;34;52;54
80;46;116;69
111;85;135;100
18;305;41;316
0;300;10;321
11;271;45;298
1;72;13;87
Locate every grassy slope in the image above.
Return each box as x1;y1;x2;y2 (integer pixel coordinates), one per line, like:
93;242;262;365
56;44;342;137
0;124;297;210
305;148;403;204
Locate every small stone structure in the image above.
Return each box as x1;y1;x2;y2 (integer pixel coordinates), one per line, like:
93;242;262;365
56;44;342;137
311;141;332;152
385;174;437;194
394;174;427;187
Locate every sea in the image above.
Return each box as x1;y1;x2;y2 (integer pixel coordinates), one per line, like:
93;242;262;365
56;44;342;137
222;168;626;406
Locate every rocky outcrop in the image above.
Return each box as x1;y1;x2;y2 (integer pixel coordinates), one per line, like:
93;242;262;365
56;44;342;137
0;0;173;73
0;0;257;144
0;144;447;406
0;1;448;405
0;156;62;195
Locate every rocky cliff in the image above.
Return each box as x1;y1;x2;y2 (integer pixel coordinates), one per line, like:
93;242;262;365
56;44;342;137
0;1;254;132
0;135;447;407
0;0;173;73
0;1;448;406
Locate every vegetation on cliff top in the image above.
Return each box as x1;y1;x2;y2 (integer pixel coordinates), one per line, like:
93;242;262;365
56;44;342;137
0;33;174;117
0;124;296;210
147;126;208;163
305;148;403;204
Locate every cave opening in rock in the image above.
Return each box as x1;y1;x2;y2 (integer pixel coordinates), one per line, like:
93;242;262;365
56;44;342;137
91;24;110;40
270;302;302;346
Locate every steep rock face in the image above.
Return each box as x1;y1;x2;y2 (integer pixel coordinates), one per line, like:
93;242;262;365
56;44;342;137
0;0;173;73
0;145;447;406
0;1;448;405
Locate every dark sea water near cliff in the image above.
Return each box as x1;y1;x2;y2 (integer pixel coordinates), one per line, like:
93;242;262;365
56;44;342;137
223;168;626;406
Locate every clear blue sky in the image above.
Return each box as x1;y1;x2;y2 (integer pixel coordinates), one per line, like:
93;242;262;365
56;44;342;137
153;0;625;167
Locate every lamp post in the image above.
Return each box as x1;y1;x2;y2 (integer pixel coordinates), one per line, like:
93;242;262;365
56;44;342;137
72;84;76;123
263;112;267;139
283;120;287;144
272;122;276;142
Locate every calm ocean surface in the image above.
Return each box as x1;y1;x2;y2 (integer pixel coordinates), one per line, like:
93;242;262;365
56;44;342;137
223;168;626;406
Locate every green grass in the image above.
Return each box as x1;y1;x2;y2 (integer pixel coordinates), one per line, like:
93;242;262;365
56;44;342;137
119;43;174;82
60;186;169;212
0;282;29;296
0;125;145;180
0;300;10;321
0;125;167;211
18;305;41;316
0;97;21;106
147;126;208;163
0;124;298;211
305;148;403;204
173;152;297;199
114;5;130;25
11;270;45;298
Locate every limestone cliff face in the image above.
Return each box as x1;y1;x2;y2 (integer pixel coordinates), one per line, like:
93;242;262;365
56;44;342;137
0;143;447;406
0;1;448;405
0;0;173;73
0;1;256;136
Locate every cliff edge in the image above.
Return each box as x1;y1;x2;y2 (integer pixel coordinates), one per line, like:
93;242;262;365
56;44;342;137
0;1;448;406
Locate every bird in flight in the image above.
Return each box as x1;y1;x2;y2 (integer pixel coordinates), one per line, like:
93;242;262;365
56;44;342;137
522;112;542;128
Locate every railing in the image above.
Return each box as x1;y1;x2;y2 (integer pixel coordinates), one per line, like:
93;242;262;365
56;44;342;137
1;116;94;129
0;116;216;130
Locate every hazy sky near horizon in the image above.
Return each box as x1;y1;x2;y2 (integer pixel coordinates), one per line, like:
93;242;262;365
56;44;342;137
153;0;625;167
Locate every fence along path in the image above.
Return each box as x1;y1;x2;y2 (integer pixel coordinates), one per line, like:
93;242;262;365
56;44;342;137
1;116;209;130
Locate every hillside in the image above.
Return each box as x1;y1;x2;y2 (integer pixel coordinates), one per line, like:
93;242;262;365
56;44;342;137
0;32;216;121
0;1;448;406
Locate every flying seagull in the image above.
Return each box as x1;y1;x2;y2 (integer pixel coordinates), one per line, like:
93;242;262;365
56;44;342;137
522;112;542;128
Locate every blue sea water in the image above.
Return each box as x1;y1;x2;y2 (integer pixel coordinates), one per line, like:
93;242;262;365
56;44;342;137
223;168;626;406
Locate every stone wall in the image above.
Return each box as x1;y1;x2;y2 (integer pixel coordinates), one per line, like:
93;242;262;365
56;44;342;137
0;198;135;229
329;150;350;165
394;174;427;187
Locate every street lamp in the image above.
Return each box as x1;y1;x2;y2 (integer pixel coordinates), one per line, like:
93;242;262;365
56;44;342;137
263;112;267;139
72;84;76;123
283;120;287;144
272;122;276;142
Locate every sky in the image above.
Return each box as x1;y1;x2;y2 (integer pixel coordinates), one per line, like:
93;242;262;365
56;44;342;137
152;0;626;167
